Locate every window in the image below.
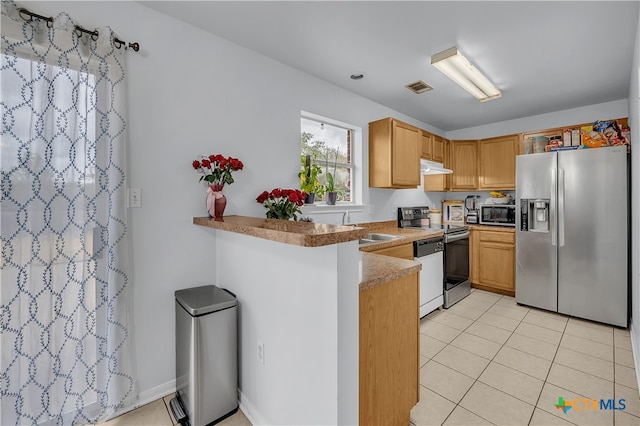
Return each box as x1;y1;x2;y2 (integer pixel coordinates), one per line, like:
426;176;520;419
300;112;361;205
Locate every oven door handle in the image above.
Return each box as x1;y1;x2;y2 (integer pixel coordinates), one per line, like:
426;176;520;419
444;231;470;243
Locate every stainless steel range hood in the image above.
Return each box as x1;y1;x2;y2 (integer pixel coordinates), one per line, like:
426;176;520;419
421;159;453;175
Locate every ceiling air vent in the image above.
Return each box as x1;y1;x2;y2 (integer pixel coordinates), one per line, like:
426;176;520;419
405;80;433;94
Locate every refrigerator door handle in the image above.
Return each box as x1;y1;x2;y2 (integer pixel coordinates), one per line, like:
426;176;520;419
550;168;557;247
558;168;565;247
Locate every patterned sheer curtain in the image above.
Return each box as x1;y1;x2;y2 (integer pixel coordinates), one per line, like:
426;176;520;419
1;2;135;424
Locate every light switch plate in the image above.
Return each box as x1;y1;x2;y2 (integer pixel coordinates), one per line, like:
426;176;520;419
128;188;141;208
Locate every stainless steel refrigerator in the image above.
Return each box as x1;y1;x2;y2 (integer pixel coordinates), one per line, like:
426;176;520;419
515;146;629;327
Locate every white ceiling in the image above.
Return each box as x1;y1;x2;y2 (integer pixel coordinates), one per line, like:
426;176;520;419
140;1;639;132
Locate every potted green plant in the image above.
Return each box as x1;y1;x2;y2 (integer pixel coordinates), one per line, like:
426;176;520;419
324;148;342;205
299;155;325;204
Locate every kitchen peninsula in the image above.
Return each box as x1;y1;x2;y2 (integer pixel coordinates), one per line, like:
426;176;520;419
193;216;422;425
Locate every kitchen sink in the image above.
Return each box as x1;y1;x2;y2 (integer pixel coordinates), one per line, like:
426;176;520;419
359;233;400;245
367;233;400;241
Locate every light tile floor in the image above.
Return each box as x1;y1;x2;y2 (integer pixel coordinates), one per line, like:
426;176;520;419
99;288;640;426
412;289;640;426
98;393;251;425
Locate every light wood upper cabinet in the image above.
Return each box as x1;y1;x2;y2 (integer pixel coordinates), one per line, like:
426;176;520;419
424;134;519;193
450;140;478;190
432;135;445;163
369;118;421;188
470;228;515;296
420;130;433;160
423;173;446;192
478;135;518;190
423;138;451;192
443;138;452;190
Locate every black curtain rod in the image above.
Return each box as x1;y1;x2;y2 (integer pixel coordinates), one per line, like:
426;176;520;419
17;7;140;52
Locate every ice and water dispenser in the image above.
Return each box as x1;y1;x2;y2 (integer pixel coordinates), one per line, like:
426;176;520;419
520;199;550;232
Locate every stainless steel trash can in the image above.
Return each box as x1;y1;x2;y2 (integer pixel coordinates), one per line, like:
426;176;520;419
172;285;238;426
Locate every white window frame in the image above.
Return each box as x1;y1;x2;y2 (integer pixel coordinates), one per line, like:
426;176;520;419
300;111;363;213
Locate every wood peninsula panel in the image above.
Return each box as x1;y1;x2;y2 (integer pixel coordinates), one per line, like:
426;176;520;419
360;272;419;426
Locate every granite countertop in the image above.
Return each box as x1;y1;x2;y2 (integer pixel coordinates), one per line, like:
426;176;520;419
357;224;444;252
192;217;428;290
355;221;439;290
193;215;367;247
359;252;421;291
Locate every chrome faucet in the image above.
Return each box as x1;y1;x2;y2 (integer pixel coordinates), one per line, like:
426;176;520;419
341;210;350;225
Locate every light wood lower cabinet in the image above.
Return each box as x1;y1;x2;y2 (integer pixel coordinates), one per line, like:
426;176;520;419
470;229;515;296
360;271;419;426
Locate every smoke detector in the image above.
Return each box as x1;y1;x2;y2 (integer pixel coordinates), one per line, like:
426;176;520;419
405;80;433;94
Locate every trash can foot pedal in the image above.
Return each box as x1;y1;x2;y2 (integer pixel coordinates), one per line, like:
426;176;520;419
170;397;187;425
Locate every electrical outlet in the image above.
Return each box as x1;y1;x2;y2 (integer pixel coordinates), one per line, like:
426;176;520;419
257;340;264;365
366;205;374;214
128;188;141;208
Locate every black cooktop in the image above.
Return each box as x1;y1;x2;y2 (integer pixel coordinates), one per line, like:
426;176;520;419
426;223;468;233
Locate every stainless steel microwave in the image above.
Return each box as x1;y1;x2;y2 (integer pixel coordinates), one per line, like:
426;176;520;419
479;204;516;226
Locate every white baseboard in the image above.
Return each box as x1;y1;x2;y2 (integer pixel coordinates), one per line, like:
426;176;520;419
238;390;268;426
137;379;177;407
104;379;177;421
106;382;263;425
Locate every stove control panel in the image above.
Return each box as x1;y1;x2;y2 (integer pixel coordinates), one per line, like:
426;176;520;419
398;206;430;228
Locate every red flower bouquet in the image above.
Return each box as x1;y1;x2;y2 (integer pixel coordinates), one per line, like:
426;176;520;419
256;188;306;221
192;154;244;189
192;153;243;218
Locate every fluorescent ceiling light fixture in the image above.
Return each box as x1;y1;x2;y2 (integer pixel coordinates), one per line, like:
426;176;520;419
431;47;501;102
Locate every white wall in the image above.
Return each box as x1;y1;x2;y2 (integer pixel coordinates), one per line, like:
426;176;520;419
629;4;640;390
446;99;629;140
20;0;443;405
215;232;360;425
